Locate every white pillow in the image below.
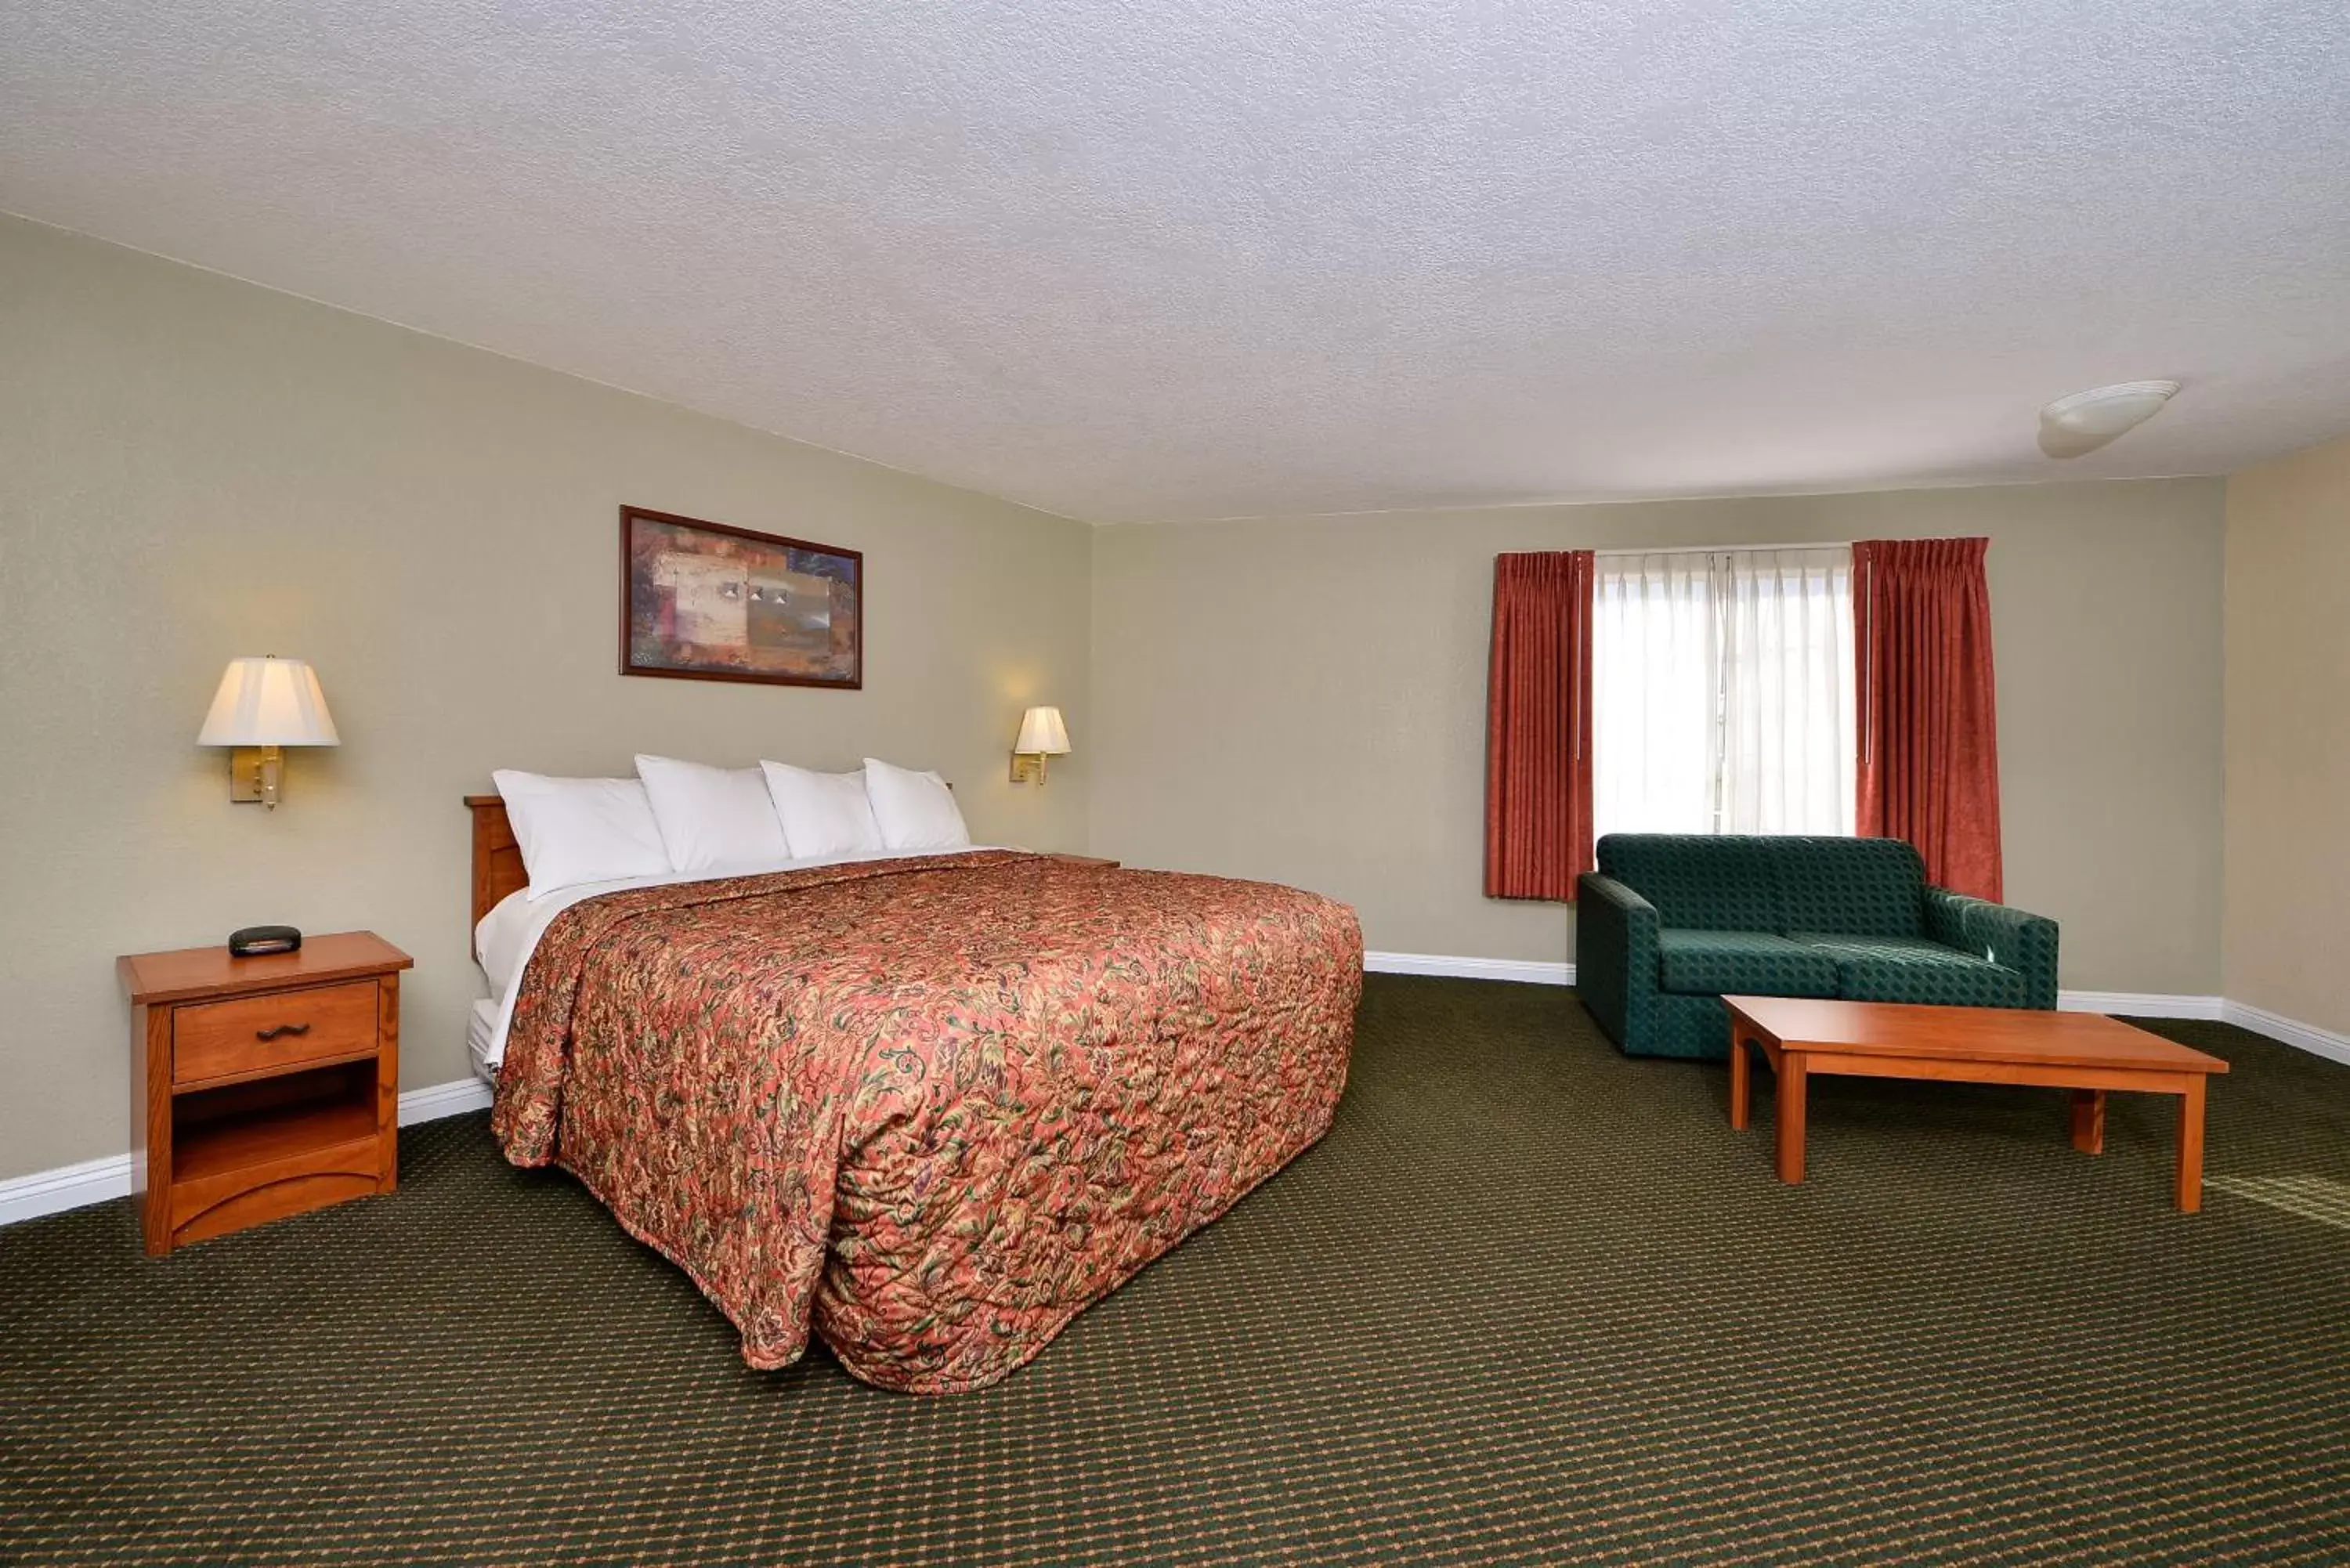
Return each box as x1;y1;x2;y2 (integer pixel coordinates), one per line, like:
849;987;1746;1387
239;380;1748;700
759;761;883;859
491;770;674;900
634;755;791;875
862;758;971;851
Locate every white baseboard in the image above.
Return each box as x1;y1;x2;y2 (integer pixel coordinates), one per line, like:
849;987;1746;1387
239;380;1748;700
1365;951;1574;986
396;1077;495;1124
0;1077;497;1230
0;1153;135;1230
2057;989;2225;1020
2223;1000;2350;1068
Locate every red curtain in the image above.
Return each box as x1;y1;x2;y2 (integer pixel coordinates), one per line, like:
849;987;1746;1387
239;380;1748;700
1484;551;1596;901
1853;537;2003;899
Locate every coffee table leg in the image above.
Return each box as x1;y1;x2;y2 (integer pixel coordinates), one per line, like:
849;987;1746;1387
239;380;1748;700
2069;1089;2106;1154
1775;1054;1807;1183
1729;1029;1751;1130
2175;1078;2207;1213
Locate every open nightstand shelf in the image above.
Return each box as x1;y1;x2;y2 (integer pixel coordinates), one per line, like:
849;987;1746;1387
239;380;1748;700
172;1073;379;1185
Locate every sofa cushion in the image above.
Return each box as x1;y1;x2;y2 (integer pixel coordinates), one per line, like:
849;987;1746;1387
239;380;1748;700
1789;932;2029;1007
1770;837;1927;938
1596;835;1781;932
1657;930;1841;998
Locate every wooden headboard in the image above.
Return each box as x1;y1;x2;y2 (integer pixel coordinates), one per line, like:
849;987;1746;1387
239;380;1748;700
465;795;526;931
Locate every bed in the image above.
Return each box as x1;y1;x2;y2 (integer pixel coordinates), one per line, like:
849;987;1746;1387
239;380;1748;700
463;795;1362;1393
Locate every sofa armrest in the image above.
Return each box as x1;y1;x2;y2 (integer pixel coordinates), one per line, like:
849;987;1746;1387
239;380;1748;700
1925;887;2059;1008
1576;873;1661;1048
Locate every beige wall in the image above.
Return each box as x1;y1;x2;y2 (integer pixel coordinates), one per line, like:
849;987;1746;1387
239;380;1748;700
2224;432;2350;1035
0;208;2257;1186
1092;482;2226;996
0;218;1094;1181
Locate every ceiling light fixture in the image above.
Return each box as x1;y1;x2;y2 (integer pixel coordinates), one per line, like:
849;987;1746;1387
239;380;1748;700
2037;380;2181;459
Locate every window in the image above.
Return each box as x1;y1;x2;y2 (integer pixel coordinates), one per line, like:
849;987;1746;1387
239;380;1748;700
1592;547;1855;840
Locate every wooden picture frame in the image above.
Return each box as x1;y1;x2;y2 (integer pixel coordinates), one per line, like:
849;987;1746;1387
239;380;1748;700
619;505;862;689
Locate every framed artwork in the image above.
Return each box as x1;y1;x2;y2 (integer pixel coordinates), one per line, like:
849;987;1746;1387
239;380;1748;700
620;506;862;689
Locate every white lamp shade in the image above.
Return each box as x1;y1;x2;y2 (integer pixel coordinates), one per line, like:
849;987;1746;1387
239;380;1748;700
1015;706;1071;755
197;658;340;746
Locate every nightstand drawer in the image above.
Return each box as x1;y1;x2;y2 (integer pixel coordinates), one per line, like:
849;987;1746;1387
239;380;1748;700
174;979;381;1086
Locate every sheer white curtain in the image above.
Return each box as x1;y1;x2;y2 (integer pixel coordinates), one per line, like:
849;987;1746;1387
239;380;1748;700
1718;548;1855;833
1593;547;1855;840
1593;552;1719;836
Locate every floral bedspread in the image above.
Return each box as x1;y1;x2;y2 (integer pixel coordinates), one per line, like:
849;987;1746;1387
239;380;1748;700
491;851;1362;1393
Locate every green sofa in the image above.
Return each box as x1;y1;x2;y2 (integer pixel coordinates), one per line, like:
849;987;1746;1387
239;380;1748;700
1576;834;2058;1060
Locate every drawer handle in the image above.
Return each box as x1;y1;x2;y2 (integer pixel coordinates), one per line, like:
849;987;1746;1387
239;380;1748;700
255;1023;313;1042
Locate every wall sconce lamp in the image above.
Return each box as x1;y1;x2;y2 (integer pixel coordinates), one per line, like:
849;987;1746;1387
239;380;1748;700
197;657;340;808
1010;706;1071;785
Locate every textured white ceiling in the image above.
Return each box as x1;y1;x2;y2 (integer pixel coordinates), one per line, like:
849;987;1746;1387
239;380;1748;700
5;1;2348;522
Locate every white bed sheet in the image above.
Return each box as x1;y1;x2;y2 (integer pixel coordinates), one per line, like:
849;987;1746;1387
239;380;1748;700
471;847;1005;1077
466;998;499;1085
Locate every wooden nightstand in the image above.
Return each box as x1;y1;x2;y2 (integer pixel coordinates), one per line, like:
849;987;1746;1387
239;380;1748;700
1043;854;1121;869
119;932;413;1255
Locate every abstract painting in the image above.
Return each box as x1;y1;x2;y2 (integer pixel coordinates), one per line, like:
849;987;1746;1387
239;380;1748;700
620;506;862;689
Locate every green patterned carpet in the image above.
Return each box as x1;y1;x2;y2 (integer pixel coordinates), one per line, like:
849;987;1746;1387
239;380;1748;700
5;976;2348;1564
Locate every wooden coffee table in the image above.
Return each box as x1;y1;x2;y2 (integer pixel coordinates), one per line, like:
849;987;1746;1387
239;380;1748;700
1723;995;2230;1212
